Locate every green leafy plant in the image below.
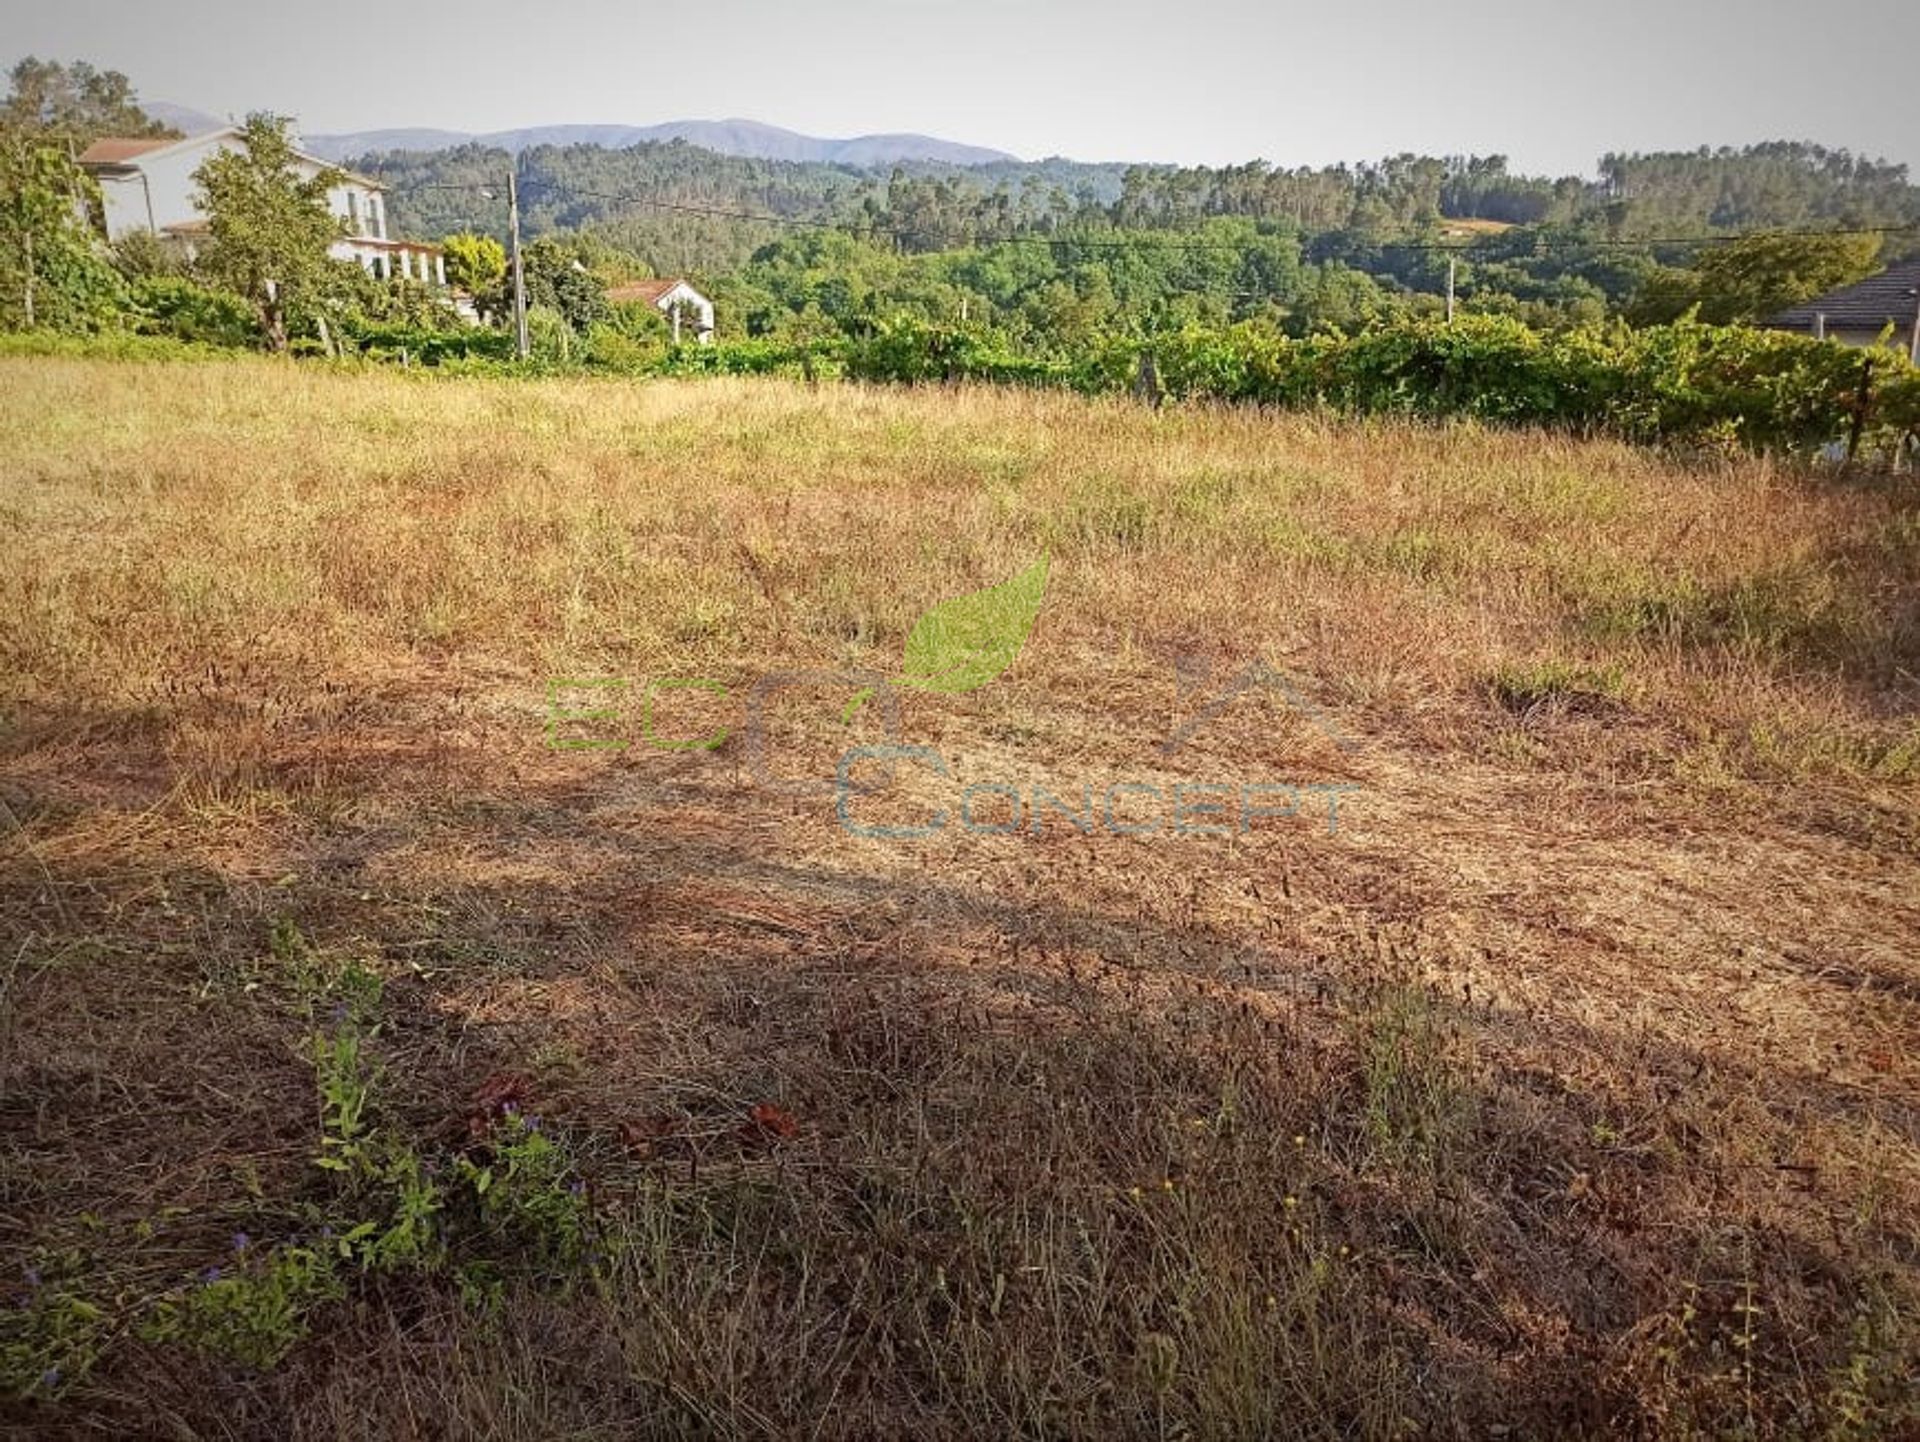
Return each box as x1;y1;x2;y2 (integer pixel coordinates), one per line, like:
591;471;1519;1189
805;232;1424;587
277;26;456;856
0;1255;109;1400
0;138;127;333
140;1243;342;1369
312;1021;376;1176
456;1114;591;1271
128;276;257;348
327;1145;445;1274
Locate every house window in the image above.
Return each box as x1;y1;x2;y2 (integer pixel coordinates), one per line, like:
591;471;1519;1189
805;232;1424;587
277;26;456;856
348;192;360;232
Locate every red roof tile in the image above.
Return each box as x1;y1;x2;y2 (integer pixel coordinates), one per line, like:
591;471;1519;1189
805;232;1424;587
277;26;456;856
607;278;686;305
78;137;175;165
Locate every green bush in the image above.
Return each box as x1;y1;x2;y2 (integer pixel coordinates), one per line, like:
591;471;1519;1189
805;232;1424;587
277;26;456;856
130;276;258;349
847;319;1068;387
659;337;843;378
1610;321;1873;451
342;322;514;366
583;319;667;371
41;286;1910;457
825;311;1917;455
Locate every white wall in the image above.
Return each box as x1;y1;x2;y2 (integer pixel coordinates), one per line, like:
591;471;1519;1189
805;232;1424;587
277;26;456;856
95;133;446;288
95;133;385;244
326;178;385;239
659;282;716;342
97;137;241;238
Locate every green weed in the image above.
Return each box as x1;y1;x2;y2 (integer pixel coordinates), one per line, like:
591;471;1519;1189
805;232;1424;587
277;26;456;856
139;1243;343;1370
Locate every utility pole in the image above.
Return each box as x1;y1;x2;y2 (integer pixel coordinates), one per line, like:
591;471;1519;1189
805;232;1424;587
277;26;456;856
507;168;529;360
1908;286;1920;367
1445;254;1456;325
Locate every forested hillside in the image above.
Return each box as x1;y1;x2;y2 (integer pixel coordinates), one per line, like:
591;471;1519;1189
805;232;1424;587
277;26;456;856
360;138;1920;337
368;139;1920;251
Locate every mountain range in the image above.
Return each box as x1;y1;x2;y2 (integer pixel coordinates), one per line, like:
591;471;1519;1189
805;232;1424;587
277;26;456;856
142;102;1020;169
298;118;1016;168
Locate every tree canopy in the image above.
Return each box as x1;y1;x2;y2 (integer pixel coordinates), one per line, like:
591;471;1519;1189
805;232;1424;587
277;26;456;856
1627;231;1886;325
0;140;126;332
2;57;176;150
193;115;347;351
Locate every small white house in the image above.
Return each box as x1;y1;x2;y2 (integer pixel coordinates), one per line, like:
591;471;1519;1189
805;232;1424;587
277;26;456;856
606;277;715;343
79;127;446;285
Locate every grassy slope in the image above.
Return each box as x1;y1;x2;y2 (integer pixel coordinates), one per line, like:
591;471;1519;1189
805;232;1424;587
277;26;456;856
1;357;1917;1437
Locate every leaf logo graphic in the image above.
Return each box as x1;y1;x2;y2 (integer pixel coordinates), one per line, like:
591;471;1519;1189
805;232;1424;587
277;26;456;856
897;555;1049;693
839;557;1049;722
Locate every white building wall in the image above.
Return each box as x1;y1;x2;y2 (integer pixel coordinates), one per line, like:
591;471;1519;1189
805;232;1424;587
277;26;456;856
659;282;716;343
94;133;387;246
91;132;444;287
98;138;244;238
326;178;385;239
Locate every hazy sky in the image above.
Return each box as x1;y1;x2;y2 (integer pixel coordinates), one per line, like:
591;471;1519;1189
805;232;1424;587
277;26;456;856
6;0;1918;175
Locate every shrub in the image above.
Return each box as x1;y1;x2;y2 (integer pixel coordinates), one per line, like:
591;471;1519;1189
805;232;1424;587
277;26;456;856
342;322;514;366
323;303;1920;457
848;319;1068;387
130;276;258;349
139;1245;343;1370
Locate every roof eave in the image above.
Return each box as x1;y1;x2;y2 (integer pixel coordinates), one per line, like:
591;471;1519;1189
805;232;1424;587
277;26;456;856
76;126;385;191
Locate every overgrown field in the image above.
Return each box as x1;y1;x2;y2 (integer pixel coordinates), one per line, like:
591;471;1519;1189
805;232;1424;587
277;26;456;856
2;358;1918;1438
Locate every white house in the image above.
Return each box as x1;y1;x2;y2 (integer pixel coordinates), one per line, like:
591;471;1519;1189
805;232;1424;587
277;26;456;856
78;127;446;285
606;277;715;343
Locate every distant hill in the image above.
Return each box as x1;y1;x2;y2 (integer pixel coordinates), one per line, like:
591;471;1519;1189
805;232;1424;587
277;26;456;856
302;118;1017;168
144;100;231;136
308;126;473;155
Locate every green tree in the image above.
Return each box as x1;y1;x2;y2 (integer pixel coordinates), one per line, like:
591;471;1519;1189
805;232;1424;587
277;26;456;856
2;57;175;150
192;114;345;351
110;228;190;281
0;137;126;331
521;236;608;332
441;231;506;320
1628;231;1884;325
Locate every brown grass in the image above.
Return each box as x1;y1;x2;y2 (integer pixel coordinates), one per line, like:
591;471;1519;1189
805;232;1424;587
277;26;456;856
1;355;1917;1438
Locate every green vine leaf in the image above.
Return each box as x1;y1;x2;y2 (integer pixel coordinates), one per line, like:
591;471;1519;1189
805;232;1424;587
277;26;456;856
897;555;1049;694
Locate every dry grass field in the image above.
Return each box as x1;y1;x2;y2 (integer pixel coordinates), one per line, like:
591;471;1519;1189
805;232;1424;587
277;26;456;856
2;355;1918;1438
